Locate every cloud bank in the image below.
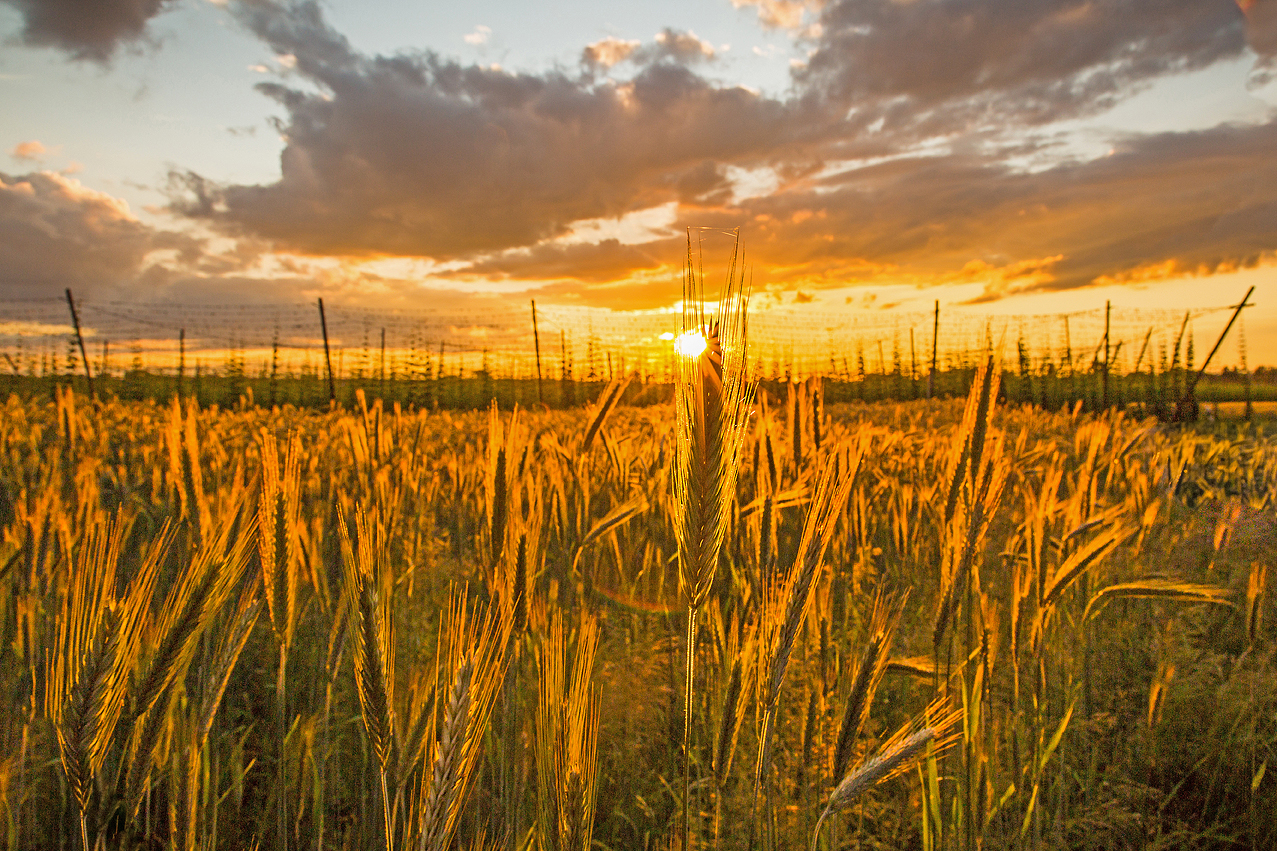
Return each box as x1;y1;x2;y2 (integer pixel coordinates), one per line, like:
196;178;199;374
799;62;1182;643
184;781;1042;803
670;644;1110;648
4;0;1276;314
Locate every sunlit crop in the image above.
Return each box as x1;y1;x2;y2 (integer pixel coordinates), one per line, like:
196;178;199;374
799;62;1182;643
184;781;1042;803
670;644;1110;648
0;359;1273;850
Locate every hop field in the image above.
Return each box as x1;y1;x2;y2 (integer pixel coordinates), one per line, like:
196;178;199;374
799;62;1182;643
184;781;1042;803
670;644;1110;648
0;377;1274;851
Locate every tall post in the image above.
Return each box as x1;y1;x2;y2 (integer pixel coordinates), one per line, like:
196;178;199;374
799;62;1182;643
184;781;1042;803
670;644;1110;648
560;329;569;407
1102;300;1111;408
64;288;95;400
437;340;445;410
910;327;917;381
1181;286;1254;418
928;300;939;399
380;327;386;383
269;329;279;408
318;298;337;406
1241;314;1253;421
1063;315;1073;378
178;328;186;397
531;299;544;406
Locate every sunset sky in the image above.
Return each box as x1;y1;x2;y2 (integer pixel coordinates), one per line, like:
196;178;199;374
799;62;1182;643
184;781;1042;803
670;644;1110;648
2;0;1276;367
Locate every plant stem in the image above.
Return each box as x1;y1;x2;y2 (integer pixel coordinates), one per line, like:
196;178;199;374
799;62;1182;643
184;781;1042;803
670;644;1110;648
381;770;394;851
683;604;699;851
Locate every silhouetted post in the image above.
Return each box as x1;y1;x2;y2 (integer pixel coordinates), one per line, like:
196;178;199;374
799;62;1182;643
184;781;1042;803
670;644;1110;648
1242;316;1253;421
910;327;917;380
1063;315;1073;377
1178;285;1254;421
531;299;544;406
269;329;279;408
928;300;939;399
560;329;569;407
318;298;336;405
437;340;445;410
64;288;95;399
1133;327;1152;412
178;328;186;397
1132;328;1152;373
1102;300;1111;408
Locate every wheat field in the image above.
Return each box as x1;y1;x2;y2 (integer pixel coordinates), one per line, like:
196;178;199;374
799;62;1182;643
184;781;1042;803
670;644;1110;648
0;346;1274;850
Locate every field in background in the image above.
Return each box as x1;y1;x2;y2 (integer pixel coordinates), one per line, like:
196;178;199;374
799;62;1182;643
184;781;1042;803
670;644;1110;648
2;362;1277;419
0;383;1274;850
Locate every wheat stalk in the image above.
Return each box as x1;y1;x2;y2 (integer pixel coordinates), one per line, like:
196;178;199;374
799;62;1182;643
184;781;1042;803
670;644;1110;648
671;228;755;851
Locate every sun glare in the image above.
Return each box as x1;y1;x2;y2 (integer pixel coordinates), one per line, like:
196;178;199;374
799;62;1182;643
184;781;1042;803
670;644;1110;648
673;330;707;358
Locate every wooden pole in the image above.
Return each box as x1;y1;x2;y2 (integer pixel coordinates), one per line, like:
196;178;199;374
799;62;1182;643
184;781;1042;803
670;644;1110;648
531;300;543;406
928;300;939;399
318;298;337;405
910;327;917;381
1241;315;1253;421
437;340;445;410
1102;300;1110;408
269;329;279;408
1063;315;1073;377
1132;328;1152;373
178;328;185;397
560;329;569;407
1184;286;1254;403
64;289;95;399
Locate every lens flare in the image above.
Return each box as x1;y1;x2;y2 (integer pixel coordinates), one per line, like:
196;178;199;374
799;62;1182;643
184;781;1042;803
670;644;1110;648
673;331;707;358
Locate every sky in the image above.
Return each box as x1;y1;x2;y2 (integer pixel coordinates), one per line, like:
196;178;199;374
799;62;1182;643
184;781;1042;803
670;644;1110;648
2;0;1277;368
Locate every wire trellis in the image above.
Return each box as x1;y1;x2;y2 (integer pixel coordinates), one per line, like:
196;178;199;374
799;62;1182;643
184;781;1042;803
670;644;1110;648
0;293;1254;385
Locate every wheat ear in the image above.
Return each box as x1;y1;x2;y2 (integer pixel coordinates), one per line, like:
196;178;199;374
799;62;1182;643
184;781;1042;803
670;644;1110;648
812;701;963;851
421;654;472;851
832;589;907;780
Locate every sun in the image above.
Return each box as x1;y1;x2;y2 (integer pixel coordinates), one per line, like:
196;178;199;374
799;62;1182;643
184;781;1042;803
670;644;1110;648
673;331;707;358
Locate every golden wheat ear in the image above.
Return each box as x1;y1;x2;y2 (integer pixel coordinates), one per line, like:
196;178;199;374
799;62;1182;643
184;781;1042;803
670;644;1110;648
833;589;907;781
581;374;629;453
47;515;157;850
812;698;963;851
673;228;756;610
339;507;396;772
417;584;515;851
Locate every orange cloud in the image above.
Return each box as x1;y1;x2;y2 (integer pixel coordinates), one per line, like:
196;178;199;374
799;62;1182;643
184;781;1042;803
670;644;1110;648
9;140;47;161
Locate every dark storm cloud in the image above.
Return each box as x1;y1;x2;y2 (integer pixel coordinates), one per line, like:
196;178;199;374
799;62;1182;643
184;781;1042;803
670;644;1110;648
168;1;794;259
799;0;1249;131
1;0;172;62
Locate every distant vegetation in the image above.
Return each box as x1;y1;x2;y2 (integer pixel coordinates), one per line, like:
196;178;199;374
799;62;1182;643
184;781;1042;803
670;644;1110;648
1;359;1274;420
